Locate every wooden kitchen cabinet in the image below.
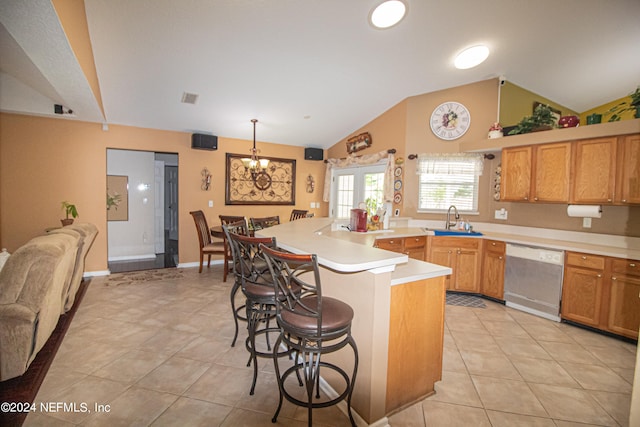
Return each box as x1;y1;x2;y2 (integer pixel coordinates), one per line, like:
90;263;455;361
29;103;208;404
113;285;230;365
501;142;571;203
562;252;640;340
427;237;481;293
561;252;606;328
500;145;532;201
617;134;640;204
480;240;506;300
404;236;427;260
607;258;640;339
532;142;571;202
374;236;426;261
570;137;617;204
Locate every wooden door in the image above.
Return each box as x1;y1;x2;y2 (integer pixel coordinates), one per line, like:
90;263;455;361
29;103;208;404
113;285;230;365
571;137;617;204
501;146;532;201
607;274;640;339
532;142;571;202
429;246;455;290
454;248;480;293
481;241;506;300
617;134;640;204
561;266;604;327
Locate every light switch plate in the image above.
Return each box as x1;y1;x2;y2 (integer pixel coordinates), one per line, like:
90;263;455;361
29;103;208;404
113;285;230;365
208;200;213;208
583;217;592;228
494;209;508;220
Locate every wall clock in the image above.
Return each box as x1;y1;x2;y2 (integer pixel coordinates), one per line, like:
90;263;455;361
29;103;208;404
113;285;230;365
430;101;471;140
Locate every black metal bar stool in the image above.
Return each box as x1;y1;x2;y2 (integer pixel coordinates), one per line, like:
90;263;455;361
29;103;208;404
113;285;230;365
261;244;358;427
221;220;249;347
226;231;296;395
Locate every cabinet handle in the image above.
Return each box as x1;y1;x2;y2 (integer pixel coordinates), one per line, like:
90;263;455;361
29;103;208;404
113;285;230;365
622;199;627;203
581;256;587;260
630;263;637;268
534;197;538;201
612;276;617;280
607;198;612;202
597;274;602;278
498;256;503;260
523;197;528;200
491;242;496;246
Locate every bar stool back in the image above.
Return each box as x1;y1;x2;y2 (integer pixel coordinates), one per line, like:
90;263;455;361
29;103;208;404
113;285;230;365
261;244;358;426
226;232;294;395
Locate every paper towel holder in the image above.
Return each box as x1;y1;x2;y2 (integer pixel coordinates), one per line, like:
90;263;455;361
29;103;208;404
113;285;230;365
566;204;602;218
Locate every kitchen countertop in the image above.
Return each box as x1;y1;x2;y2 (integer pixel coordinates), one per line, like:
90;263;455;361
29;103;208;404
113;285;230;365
256;219;452;282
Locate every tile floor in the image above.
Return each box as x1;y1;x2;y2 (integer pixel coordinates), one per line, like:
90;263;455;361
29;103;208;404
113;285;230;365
24;266;636;426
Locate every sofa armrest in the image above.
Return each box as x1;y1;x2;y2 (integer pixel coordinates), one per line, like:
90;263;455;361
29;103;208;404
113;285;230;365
0;303;38;381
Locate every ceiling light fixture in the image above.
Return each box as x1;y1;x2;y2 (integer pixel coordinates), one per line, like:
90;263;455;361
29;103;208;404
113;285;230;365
454;45;490;69
370;0;407;29
241;119;270;186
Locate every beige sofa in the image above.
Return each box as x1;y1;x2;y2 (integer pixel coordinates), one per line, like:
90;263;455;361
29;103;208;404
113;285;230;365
0;223;97;381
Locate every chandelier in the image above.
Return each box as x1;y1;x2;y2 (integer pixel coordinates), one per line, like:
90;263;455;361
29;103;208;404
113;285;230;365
241;119;270;188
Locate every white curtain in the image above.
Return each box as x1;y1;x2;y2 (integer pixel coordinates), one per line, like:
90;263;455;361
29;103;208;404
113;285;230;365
323;150;395;202
415;153;484;176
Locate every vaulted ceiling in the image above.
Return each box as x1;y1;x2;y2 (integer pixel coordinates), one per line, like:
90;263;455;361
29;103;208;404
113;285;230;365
1;0;639;148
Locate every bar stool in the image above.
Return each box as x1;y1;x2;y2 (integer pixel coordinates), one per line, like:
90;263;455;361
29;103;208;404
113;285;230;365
261;244;358;427
221;220;248;347
226;232;296;395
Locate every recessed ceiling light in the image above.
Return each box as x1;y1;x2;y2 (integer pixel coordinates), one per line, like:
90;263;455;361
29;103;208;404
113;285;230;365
454;45;490;69
370;0;407;29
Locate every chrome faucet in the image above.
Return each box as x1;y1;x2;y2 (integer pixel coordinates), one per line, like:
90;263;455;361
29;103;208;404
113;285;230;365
445;205;459;230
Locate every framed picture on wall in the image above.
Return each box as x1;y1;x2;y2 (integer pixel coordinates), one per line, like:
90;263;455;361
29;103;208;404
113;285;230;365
107;175;129;221
225;153;296;205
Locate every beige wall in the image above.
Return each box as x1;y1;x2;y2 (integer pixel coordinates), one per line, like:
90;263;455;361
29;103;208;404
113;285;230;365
325;78;639;237
0;113;327;272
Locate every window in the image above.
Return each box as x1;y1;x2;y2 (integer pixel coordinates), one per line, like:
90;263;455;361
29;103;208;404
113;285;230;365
331;162;387;218
417;154;483;213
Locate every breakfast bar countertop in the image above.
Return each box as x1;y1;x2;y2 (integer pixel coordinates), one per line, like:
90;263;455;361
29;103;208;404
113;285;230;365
256;219;452;281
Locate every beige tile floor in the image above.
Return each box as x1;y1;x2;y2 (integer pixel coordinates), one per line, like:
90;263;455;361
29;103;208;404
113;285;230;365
24;266;636;426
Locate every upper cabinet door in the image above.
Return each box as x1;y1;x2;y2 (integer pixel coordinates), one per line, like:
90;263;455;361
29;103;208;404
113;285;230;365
500;146;532;201
532;142;572;203
617;134;640;204
570;137;617;204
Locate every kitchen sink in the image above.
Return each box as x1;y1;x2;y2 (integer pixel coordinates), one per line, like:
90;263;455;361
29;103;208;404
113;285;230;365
424;228;483;236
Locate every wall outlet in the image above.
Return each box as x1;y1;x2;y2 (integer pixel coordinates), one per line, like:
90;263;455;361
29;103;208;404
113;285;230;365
494;208;508;220
583;217;592;228
208;200;213;208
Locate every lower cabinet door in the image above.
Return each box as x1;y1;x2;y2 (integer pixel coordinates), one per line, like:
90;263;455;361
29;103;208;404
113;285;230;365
561;266;604;328
607;274;640;339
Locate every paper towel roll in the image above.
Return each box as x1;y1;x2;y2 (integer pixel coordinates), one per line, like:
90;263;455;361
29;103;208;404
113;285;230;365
567;205;602;218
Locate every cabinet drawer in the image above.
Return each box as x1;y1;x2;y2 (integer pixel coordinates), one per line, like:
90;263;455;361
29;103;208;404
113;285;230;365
375;238;403;252
484;240;506;253
431;236;480;250
611;258;640;277
566;252;606;270
405;236;427;249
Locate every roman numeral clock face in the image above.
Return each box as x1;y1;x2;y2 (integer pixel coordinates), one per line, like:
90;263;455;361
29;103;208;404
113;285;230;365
430;102;471;140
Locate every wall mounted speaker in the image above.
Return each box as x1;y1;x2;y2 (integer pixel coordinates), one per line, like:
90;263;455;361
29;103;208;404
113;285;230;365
192;133;218;150
304;147;323;161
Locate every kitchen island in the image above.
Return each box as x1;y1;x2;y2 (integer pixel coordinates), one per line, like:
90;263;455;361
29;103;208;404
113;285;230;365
257;217;451;426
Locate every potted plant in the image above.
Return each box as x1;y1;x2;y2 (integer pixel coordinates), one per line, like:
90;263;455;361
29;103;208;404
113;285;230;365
508;104;558;135
605;86;640;121
61;201;78;226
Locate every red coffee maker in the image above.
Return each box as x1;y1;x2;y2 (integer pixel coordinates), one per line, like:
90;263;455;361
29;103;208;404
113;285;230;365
350;208;368;232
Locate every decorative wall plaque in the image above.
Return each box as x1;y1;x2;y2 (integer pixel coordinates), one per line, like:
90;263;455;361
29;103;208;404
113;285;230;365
225;153;296;205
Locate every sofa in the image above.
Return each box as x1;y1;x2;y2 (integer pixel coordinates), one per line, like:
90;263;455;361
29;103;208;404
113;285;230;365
0;223;97;381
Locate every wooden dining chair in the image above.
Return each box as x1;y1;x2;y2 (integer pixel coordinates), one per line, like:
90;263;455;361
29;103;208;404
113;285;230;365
289;209;309;221
189;210;225;274
219;215;246;281
250;215;280;232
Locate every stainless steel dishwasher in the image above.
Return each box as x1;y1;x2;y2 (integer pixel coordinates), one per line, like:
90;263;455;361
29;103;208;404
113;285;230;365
503;243;565;322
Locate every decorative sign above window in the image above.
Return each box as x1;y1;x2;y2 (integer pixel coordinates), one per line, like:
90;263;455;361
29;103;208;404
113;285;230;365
225;153;296;205
346;132;372;154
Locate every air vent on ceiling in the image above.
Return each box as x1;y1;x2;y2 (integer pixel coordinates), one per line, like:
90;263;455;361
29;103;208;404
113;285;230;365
181;92;199;104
